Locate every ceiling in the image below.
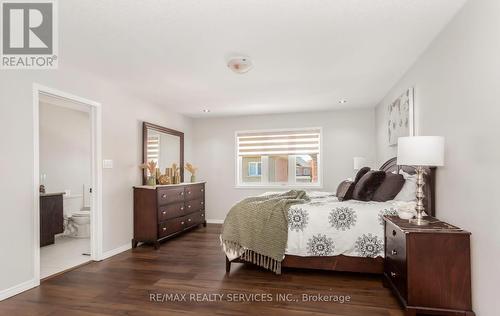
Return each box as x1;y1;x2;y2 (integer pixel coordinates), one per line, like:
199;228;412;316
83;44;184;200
60;0;467;117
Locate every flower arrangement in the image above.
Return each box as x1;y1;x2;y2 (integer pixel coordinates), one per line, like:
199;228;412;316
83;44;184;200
140;160;158;185
185;162;198;182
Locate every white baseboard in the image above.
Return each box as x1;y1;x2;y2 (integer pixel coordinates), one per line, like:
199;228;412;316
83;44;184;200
206;219;224;224
0;278;37;301
99;243;131;261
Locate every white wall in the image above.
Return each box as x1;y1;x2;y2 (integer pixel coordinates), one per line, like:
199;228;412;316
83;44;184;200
0;65;193;296
39;102;91;198
193;108;377;222
375;0;500;314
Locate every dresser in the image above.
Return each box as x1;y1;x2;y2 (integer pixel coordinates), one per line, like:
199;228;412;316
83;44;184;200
383;216;474;316
40;192;64;247
132;182;206;249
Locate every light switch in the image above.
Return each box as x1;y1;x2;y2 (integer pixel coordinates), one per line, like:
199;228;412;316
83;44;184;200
103;159;113;169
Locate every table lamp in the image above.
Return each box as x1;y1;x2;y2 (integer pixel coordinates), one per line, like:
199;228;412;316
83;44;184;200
397;136;444;225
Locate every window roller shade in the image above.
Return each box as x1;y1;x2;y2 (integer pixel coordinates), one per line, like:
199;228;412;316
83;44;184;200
237;129;320;156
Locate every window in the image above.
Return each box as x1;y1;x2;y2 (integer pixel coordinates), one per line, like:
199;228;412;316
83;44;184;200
247;162;262;177
236;128;321;187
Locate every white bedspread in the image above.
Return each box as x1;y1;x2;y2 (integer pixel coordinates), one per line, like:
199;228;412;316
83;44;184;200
285;194;402;258
222;191;416;260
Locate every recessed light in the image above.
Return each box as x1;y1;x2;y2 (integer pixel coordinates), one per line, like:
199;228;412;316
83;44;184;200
202;109;211;113
338;99;347;104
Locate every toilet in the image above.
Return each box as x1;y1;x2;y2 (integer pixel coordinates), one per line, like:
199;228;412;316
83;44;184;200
65;185;91;238
69;207;91;238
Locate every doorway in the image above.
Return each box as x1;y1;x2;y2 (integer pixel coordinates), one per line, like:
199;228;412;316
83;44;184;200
33;84;102;283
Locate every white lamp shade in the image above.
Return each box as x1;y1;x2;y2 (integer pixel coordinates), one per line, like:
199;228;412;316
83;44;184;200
353;157;367;170
397;136;445;166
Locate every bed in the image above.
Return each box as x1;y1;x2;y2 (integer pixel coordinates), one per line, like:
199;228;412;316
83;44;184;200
224;157;435;274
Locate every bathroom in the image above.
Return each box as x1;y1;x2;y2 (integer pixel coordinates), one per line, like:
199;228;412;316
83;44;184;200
39;94;92;279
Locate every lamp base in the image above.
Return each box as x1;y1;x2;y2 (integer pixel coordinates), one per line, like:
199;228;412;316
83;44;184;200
409;218;429;226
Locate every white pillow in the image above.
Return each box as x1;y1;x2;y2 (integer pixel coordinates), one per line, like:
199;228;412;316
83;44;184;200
307;191;335;198
393;171;417;202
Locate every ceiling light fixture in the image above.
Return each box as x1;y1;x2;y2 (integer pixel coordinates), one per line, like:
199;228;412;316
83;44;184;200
227;56;253;74
338;99;348;104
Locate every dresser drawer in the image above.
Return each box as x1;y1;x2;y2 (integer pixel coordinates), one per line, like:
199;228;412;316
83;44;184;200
158;217;185;238
182;211;205;228
157;187;185;206
185;199;204;213
195;211;205;224
385;262;408;302
185;184;204;201
158;202;186;221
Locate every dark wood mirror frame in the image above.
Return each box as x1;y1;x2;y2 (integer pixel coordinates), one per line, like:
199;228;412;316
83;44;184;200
142;122;184;185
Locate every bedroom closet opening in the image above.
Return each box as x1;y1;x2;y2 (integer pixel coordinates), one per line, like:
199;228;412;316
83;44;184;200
38;93;92;279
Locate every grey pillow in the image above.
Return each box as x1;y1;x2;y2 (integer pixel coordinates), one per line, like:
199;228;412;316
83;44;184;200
352;170;386;201
336;180;355;201
354;167;371;184
372;172;405;202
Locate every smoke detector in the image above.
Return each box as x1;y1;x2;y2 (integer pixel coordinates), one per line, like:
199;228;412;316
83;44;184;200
227;56;253;74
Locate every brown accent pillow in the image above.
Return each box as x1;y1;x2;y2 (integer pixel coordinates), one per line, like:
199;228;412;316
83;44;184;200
336;180;355;201
372;172;405;202
354;167;371;184
352;171;386;201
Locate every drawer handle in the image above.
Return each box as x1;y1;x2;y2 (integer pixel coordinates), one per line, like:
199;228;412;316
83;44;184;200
390;271;397;278
392;230;396;236
180;192;184;196
162;227;166;231
201;201;204;205
188;205;191;208
201;213;204;217
391;249;397;256
188;191;192;195
188;218;192;222
180;206;184;211
201;189;204;192
181;221;185;225
162;194;167;198
162;211;166;215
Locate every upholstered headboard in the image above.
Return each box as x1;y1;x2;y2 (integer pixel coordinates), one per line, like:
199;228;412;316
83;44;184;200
379;157;436;217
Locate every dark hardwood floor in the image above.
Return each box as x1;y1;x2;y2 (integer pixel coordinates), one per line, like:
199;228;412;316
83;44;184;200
0;224;403;316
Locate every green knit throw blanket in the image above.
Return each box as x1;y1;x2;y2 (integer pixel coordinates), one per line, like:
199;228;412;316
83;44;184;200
221;190;309;274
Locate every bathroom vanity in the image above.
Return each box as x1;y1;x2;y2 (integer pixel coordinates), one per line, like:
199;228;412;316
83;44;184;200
132;182;206;249
40;192;64;247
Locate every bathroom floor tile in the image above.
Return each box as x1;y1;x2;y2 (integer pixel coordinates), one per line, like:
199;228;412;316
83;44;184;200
40;235;91;279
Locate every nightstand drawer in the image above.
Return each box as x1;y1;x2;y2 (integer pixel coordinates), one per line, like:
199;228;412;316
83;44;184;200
385;262;407;302
385;222;407;272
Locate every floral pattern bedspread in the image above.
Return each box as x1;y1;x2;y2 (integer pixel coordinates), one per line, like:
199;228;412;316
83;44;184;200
285;194;398;258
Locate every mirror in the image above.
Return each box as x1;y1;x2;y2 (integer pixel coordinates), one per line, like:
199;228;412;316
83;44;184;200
142;122;184;184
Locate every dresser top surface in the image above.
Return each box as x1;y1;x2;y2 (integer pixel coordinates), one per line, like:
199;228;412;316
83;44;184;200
384;216;470;234
134;181;206;190
40;192;65;197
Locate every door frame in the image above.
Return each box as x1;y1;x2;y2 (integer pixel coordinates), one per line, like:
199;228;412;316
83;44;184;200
33;83;103;284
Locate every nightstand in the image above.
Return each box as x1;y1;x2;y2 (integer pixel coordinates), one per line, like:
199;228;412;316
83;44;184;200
383;216;475;316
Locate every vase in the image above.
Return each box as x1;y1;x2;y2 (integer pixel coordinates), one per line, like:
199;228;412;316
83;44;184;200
190;175;196;183
146;176;156;186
